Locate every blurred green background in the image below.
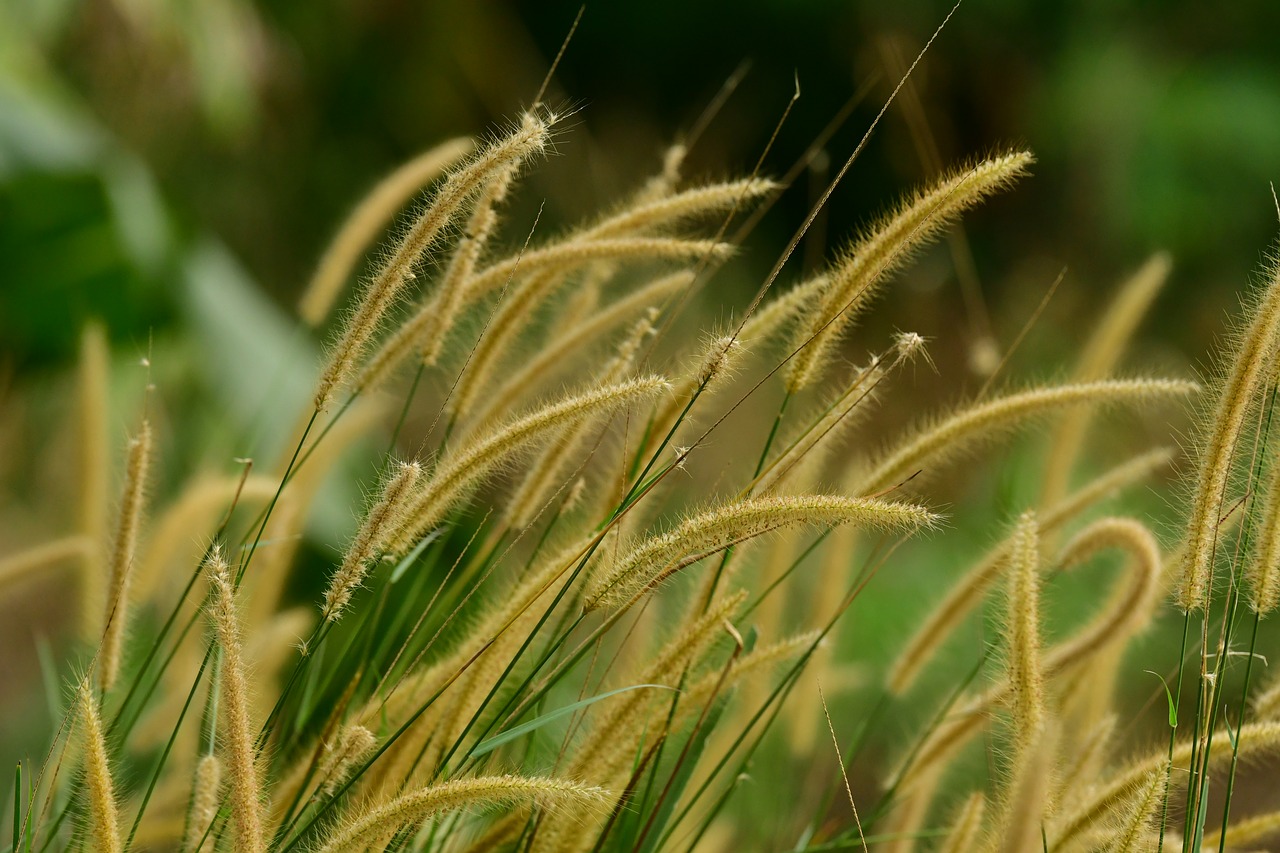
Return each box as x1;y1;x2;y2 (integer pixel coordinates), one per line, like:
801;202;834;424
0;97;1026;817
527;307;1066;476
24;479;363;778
4;0;1280;373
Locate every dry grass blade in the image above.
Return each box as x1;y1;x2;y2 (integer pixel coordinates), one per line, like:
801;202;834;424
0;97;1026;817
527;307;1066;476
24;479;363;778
298;136;475;327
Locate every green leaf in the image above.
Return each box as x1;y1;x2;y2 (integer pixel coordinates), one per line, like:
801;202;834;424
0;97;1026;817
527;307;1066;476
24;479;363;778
1145;670;1177;728
471;684;677;759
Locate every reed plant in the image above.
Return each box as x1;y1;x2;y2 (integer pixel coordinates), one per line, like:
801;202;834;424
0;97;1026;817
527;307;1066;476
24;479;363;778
6;30;1280;853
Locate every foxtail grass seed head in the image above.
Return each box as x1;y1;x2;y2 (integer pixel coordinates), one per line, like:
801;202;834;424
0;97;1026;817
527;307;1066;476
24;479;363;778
323;460;422;621
206;547;266;853
580;177;777;240
1004;511;1044;745
1247;445;1280;613
312;775;608;853
993;724;1054;853
314;110;553;411
99;418;153;693
873;415;1169;694
584;494;937;611
466;270;694;428
856;378;1196;494
1045;517;1161;673
1180;258;1280;611
318;725;378;797
387;375;669;554
787;150;1033;391
298;136;475;327
1107;761;1167;853
184;754;222;853
77;677;121;853
504;314;657;528
1040;253;1171;508
937;794;985;853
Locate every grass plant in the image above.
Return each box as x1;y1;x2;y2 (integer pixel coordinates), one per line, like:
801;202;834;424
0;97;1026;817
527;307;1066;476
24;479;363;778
7;19;1280;853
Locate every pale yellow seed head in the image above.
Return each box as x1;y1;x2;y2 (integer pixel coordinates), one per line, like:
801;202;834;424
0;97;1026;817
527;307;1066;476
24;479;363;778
311;775;608;853
323;460;422;621
206;547;266;853
314;110;553;411
787;150;1033;392
387;376;670;554
77;677;121;853
856;378;1196;495
99;419;153;693
584;494;937;611
184;754;222;853
1004;511;1044;745
298;136;475;327
1180;258;1280;611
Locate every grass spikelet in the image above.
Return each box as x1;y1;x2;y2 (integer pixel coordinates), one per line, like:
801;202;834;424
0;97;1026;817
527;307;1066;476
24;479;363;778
99;418;153;693
786;150;1033;391
468;270;694;429
1050;720;1280;849
206;546;266;853
298;136;474;327
411;157;521;370
643;332;747;455
1202;808;1280;850
584;494;937;611
314;110;552;411
1004;511;1044;750
1040;253;1171;508
77;677;121;853
448;239;729;421
887;448;1172;695
1179;257;1280;610
318;725;377;797
579;177;776;239
311;775;607;853
386;375;669;554
183;754;222;853
938;793;986;853
454;236;731;306
322;460;422;621
737;274;828;348
504;312;657;528
1246;444;1280;613
360;236;722;398
1104;761;1166;853
856;378;1196;494
77;321;110;641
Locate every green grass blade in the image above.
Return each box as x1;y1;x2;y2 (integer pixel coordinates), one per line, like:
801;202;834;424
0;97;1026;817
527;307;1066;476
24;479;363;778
471;684;676;759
